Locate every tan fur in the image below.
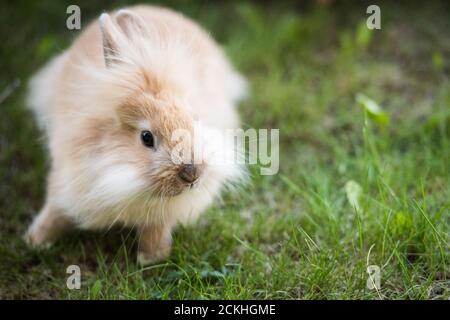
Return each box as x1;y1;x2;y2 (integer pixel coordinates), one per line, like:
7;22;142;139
25;5;247;265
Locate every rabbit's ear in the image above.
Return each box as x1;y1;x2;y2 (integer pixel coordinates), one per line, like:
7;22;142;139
99;10;147;68
99;13;124;68
115;9;147;38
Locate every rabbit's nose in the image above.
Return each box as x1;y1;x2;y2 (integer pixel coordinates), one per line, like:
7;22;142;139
178;164;201;184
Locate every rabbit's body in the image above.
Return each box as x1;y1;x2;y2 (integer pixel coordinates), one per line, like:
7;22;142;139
26;5;246;264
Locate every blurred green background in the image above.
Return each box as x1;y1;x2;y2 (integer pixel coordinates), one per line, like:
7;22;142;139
0;0;449;299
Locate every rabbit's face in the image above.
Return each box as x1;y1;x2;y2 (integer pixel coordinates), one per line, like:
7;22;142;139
113;91;207;198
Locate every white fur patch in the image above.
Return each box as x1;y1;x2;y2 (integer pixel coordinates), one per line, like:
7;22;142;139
95;164;143;198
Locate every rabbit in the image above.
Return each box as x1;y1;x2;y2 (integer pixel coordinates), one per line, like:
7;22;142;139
24;5;247;265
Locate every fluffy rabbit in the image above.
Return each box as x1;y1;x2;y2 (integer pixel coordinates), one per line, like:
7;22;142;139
25;5;247;265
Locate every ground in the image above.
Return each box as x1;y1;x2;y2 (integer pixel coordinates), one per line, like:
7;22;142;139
0;0;449;299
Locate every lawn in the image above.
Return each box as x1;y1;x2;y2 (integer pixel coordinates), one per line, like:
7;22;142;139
0;0;449;299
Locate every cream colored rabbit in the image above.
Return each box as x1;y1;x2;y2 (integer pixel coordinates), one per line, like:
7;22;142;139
25;5;247;265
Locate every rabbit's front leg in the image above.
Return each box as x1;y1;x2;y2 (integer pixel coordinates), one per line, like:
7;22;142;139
24;203;72;248
137;224;173;265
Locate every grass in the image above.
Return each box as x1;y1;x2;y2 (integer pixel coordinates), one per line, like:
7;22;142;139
0;0;449;299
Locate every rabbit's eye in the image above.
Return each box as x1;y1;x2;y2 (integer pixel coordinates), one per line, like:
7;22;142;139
141;130;155;148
